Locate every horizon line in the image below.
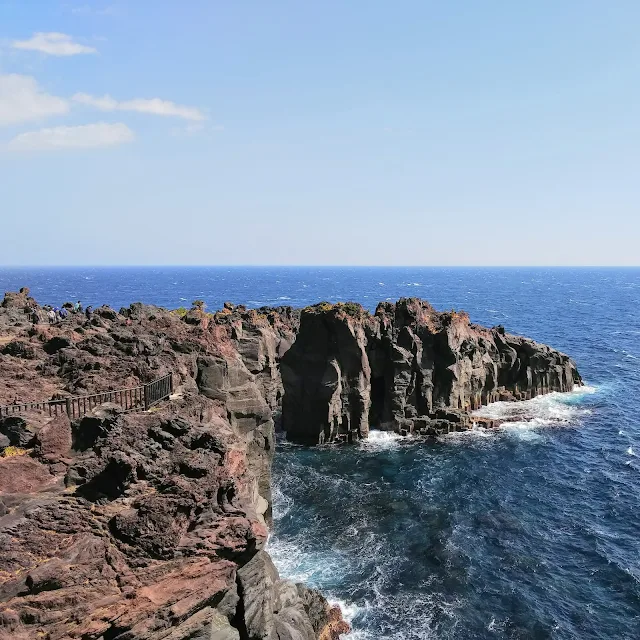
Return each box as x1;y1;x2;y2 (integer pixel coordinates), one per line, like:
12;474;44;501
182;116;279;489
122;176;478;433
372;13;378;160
1;264;640;269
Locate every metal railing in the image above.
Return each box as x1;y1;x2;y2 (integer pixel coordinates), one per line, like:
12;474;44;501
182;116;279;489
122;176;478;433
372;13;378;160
0;373;173;419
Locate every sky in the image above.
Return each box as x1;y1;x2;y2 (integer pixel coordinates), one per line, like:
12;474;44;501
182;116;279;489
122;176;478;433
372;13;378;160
0;1;639;266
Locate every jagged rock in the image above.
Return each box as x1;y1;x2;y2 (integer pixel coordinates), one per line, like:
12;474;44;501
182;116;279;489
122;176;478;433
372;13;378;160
0;416;35;448
1;340;36;359
43;335;73;354
33;413;72;461
196;354;274;507
96;305;119;320
281;298;582;444
237;551;337;640
281;304;371;444
1;287;36;310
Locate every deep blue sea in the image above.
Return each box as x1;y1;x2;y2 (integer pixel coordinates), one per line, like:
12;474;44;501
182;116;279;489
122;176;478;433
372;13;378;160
1;267;639;639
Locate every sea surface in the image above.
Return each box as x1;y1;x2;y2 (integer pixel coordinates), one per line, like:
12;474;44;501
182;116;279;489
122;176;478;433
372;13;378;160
1;267;639;639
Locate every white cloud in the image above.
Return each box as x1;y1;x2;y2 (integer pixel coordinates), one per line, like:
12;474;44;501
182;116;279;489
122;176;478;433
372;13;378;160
12;32;97;56
7;122;134;151
0;74;69;127
73;93;206;122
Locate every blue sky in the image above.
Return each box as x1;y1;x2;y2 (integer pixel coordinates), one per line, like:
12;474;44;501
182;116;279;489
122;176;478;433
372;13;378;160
0;0;638;266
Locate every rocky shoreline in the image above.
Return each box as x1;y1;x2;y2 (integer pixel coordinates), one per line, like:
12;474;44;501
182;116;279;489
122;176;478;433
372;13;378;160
282;298;582;444
0;289;582;639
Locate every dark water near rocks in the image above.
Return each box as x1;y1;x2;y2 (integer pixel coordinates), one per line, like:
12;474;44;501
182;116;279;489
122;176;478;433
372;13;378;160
1;267;639;639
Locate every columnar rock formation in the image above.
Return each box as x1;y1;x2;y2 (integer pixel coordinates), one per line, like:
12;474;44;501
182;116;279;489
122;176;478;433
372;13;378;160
281;299;582;444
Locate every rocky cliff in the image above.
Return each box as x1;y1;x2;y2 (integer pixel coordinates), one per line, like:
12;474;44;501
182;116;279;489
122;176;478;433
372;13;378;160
281;299;582;444
0;290;582;638
0;291;344;640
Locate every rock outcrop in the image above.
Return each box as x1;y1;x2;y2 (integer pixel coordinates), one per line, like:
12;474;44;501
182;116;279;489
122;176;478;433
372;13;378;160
0;293;344;640
281;299;582;444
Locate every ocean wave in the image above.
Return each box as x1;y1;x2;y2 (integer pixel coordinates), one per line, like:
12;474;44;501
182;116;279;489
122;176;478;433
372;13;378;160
360;430;404;450
473;386;596;425
272;483;294;519
448;385;600;442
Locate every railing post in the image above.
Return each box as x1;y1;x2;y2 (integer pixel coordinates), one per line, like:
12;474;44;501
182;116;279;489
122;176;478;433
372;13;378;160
143;383;150;410
169;374;173;394
65;397;71;416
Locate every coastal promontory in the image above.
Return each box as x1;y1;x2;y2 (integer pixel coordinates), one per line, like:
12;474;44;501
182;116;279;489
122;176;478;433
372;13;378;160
0;290;581;638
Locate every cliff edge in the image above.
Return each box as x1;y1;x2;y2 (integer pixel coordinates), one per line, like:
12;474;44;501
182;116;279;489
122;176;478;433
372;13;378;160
0;291;345;640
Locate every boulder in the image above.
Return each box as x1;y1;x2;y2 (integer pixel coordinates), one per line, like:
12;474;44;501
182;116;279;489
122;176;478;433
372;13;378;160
1;340;36;359
43;335;73;354
0;416;35;448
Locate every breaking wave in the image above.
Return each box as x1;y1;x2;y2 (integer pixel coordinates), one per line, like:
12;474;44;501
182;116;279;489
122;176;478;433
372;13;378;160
468;385;597;440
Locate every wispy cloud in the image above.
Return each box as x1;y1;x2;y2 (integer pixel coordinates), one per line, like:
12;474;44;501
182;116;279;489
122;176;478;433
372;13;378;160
7;122;134;151
0;74;69;127
12;32;97;56
72;93;206;122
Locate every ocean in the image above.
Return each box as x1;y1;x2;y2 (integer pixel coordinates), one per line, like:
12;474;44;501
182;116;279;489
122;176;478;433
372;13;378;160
1;266;638;639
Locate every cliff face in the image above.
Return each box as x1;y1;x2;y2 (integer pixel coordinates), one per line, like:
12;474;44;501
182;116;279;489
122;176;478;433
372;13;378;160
281;299;582;444
0;293;344;640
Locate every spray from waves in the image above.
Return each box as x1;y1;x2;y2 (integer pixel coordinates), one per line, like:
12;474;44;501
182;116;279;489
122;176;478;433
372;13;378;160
464;385;598;441
473;385;596;423
271;482;294;520
360;430;404;450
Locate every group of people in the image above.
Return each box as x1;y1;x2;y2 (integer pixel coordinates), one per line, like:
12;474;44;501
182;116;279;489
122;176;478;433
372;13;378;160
32;301;94;325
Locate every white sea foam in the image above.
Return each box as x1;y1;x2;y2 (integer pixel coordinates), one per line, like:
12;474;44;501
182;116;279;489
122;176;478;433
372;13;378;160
269;537;362;592
627;447;635;457
271;483;294;519
474;386;595;423
465;385;597;441
360;430;403;450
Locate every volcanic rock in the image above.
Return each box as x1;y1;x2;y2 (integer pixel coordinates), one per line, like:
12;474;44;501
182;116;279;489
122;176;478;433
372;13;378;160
0;291;345;640
281;299;582;444
0;288;582;637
